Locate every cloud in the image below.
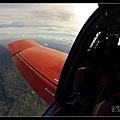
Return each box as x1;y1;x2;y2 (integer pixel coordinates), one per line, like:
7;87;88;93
0;3;98;40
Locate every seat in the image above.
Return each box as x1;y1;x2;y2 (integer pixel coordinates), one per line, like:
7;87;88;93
92;88;120;116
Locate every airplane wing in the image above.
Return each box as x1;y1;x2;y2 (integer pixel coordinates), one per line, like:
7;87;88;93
8;39;68;105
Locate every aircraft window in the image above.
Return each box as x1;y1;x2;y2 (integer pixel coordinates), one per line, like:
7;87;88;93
89;38;97;50
85;30;120;68
118;38;120;45
87;31;108;52
89;32;101;49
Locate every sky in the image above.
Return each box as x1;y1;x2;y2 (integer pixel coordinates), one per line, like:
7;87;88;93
0;3;98;41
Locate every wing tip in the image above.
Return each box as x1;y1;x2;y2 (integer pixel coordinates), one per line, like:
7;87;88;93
8;39;40;55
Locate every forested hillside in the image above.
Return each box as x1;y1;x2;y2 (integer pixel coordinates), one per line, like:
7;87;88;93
0;44;49;116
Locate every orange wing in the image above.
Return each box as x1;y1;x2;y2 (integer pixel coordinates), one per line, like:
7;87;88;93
8;39;68;105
